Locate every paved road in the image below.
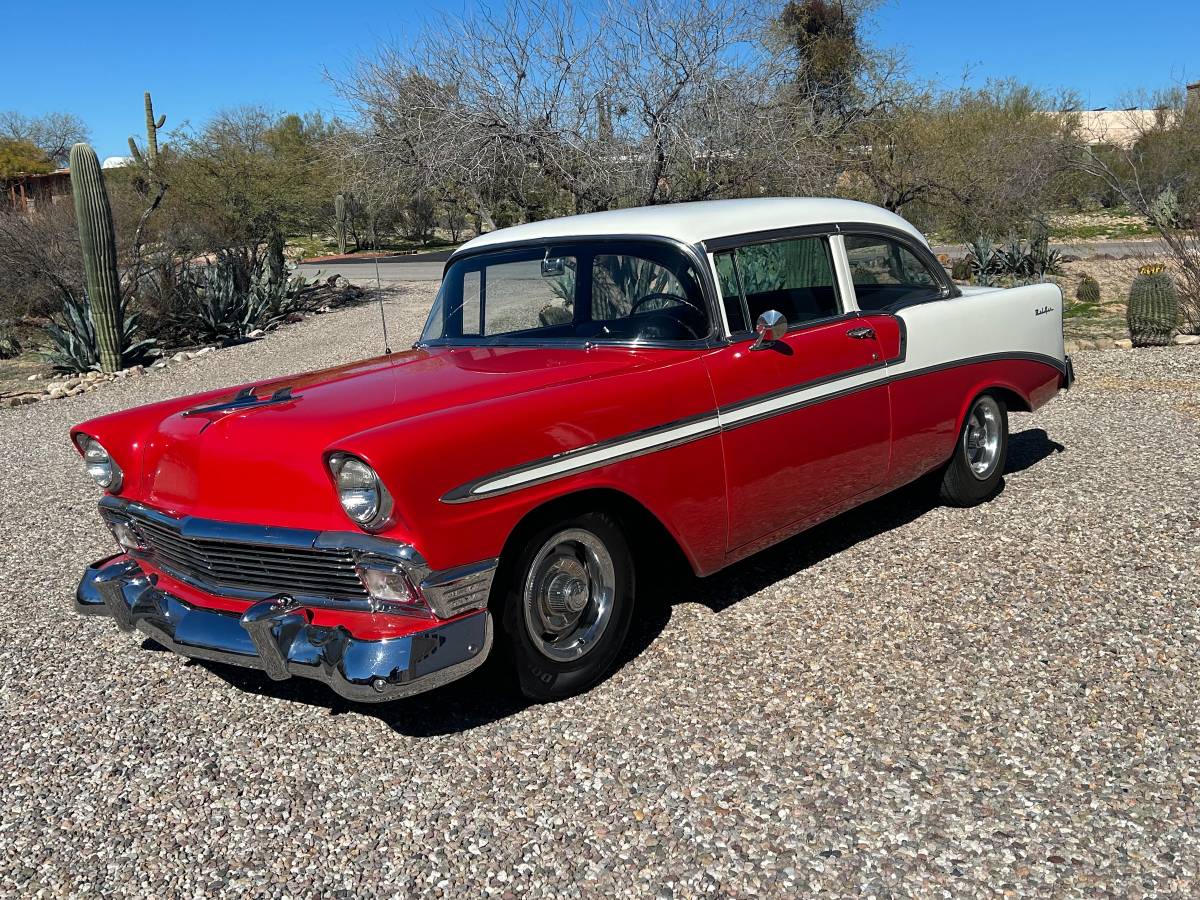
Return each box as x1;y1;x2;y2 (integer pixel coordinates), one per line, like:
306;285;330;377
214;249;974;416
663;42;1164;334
931;238;1163;259
298;258;446;285
302;239;1167;287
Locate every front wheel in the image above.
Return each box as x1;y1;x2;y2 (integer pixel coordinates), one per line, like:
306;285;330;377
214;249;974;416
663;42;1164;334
499;511;635;702
939;393;1009;507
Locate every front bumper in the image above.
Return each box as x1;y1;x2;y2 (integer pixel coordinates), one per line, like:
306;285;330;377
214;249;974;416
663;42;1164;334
77;554;493;703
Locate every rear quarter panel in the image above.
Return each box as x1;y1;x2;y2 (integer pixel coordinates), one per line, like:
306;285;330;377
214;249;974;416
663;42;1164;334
886;282;1066;487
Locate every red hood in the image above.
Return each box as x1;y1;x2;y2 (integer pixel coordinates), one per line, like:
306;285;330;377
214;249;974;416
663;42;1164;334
75;345;684;530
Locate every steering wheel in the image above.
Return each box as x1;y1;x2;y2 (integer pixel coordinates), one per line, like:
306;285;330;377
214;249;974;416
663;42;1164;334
629;292;706;316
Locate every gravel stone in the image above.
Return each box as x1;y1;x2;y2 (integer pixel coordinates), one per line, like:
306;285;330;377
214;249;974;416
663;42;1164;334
1;285;1198;897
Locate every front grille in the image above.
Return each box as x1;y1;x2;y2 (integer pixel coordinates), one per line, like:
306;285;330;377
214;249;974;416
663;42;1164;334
129;512;368;601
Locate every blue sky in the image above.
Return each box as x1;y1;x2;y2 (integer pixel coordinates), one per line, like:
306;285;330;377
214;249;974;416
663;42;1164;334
7;0;1198;161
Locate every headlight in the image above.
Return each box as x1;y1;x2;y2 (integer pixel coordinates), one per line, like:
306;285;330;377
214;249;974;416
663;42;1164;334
328;452;393;530
76;435;123;491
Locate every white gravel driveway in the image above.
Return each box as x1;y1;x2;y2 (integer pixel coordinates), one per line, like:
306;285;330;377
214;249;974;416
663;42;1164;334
2;286;1198;897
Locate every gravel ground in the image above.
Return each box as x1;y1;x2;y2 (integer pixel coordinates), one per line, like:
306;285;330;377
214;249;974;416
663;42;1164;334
2;288;1198;897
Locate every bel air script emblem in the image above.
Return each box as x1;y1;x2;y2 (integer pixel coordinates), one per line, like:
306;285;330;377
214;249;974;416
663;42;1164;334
1034;305;1053;316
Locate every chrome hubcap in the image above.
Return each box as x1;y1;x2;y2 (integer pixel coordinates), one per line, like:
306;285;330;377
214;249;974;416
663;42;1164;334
523;528;615;662
963;396;1002;480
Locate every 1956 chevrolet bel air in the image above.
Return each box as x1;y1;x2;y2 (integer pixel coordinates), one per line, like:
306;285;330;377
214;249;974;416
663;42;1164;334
72;198;1072;702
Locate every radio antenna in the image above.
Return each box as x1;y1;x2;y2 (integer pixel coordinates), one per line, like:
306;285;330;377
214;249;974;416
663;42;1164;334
374;253;391;355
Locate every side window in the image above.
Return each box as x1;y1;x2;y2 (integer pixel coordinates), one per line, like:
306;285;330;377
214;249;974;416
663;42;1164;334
713;252;748;333
719;236;840;329
843;235;943;311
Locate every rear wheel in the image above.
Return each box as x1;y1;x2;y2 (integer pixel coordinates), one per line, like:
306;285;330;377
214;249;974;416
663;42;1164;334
939;393;1008;507
499;511;635;702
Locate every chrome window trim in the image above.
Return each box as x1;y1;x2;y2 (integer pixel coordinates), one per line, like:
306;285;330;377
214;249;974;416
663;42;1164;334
704;231;846;341
427;233;727;350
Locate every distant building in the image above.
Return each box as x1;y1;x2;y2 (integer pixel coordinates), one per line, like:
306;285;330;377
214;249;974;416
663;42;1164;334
2;168;71;213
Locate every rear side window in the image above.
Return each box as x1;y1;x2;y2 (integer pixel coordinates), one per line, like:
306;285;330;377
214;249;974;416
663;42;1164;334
716;236;840;331
844;235;943;310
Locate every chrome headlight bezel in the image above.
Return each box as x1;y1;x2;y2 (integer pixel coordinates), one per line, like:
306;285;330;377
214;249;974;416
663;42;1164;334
75;434;123;492
327;452;394;532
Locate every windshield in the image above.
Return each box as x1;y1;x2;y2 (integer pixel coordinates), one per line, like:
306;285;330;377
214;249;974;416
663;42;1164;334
421;240;710;346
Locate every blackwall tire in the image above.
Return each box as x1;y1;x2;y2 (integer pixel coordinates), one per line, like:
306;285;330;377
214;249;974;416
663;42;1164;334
939;393;1009;507
499;511;635;702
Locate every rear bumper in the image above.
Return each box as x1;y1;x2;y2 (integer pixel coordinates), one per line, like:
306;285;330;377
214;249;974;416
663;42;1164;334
76;554;492;703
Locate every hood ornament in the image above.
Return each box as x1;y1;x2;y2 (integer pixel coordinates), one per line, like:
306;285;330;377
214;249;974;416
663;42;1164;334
183;385;300;417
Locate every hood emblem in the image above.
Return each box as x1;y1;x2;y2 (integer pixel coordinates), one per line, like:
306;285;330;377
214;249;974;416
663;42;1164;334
183;385;300;418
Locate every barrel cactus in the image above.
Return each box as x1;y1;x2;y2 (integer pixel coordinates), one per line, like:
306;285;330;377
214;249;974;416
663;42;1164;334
1126;263;1179;347
68;143;123;372
1076;274;1100;304
951;257;971;281
334;193;348;255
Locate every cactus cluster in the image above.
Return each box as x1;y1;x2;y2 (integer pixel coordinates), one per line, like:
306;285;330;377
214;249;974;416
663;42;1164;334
68;143;124;372
1126;263;1179;347
1076;274;1100;304
951;257;971;281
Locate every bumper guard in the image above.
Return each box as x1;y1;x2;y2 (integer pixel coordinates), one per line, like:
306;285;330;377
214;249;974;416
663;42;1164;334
77;555;493;703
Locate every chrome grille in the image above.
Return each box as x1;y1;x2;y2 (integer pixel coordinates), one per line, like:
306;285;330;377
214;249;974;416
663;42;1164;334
129;511;368;601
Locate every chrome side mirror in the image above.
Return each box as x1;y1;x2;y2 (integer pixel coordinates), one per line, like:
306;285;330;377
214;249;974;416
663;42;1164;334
750;310;787;350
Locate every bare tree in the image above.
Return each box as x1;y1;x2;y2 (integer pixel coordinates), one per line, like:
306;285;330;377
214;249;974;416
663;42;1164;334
331;0;839;216
0;111;90;167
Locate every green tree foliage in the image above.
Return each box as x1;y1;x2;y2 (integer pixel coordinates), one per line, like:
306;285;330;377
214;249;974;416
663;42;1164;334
163;108;339;282
849;81;1079;238
0;138;53;177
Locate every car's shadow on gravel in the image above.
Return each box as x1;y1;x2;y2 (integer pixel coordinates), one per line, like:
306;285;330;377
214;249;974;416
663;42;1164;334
191;427;1064;735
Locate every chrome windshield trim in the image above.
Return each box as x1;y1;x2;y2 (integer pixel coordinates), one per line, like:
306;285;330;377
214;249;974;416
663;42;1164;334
433;233;725;348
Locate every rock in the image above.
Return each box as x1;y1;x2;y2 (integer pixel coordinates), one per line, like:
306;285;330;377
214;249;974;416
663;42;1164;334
1063;340;1079;353
26;374;42;382
1173;334;1200;346
247;329;265;339
172;351;192;363
63;378;81;390
1075;339;1095;350
19;394;39;405
47;387;67;399
66;386;85;396
194;347;215;357
152;360;168;369
1114;339;1133;349
2;397;19;408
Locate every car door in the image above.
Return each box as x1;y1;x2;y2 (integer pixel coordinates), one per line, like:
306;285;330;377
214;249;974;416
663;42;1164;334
703;233;891;552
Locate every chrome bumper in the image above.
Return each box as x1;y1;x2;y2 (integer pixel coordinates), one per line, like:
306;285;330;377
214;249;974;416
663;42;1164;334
76;555;493;703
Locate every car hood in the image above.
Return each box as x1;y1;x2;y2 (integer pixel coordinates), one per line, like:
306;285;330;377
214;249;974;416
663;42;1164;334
87;345;681;529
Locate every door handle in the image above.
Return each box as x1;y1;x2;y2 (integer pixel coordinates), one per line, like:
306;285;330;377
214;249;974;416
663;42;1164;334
846;326;876;339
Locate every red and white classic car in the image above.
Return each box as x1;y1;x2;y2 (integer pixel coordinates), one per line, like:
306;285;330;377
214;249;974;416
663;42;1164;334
73;198;1072;702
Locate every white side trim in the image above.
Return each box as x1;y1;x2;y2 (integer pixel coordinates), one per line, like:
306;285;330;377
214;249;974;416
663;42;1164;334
470;416;721;497
717;364;887;429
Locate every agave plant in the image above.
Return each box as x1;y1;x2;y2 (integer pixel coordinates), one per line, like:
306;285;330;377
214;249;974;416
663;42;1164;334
176;260;272;343
966;236;998;286
43;291;157;373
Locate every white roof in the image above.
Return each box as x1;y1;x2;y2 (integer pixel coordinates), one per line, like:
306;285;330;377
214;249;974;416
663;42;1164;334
457;197;927;255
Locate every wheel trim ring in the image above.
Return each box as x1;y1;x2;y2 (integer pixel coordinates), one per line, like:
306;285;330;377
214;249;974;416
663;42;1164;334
522;528;616;662
963;396;1002;481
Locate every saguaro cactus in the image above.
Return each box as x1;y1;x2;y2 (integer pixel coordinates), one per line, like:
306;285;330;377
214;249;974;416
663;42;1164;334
127;91;166;175
334;193;348;254
68;143;123;372
1127;263;1179;347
